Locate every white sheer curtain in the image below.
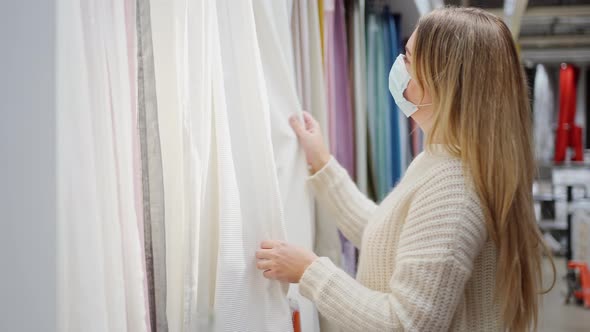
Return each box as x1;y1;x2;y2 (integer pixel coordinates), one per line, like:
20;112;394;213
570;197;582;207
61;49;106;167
59;0;316;330
57;0;148;331
147;1;188;331
150;0;300;331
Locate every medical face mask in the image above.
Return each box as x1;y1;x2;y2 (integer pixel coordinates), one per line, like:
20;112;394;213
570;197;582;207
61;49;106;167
388;54;432;117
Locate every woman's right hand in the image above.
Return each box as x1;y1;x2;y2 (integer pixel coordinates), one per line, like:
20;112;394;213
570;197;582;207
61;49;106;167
289;111;331;174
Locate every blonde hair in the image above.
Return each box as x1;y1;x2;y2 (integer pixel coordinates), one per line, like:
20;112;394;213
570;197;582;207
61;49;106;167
413;7;554;331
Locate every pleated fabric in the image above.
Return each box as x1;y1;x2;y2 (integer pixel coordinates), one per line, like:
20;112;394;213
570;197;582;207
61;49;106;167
367;12;412;181
319;0;325;58
179;2;216;330
150;1;317;330
86;1;148;330
383;13;399;187
366;11;409;200
324;0;337;150
292;0;328;138
366;13;380;200
137;0;168;330
148;1;188;330
57;2;111;330
533;64;555;162
324;0;357;276
388;14;411;177
351;0;369;195
124;4;153;328
251;2;319;331
291;0;342;292
375;15;392;200
214;1;294;331
57;0;148;330
332;0;356;178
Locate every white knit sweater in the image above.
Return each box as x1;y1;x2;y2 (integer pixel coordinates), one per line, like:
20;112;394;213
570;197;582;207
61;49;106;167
300;147;502;331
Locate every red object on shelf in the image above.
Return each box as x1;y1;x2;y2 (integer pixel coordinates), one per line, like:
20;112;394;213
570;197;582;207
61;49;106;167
554;64;583;163
567;261;590;308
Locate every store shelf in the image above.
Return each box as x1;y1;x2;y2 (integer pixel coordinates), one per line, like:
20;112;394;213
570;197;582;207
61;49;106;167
538;220;569;231
534;194;556;201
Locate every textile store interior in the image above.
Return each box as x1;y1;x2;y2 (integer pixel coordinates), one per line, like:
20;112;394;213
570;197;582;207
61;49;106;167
2;0;590;331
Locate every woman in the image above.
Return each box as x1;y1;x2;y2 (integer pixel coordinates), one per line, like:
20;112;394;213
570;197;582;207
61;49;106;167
255;7;552;331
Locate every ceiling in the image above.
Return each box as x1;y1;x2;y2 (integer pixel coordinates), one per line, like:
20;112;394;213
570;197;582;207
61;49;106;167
444;0;590;63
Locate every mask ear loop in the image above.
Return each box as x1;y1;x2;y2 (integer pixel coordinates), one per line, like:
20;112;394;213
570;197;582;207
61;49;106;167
406;63;432;109
416;103;433;107
401;54;434;109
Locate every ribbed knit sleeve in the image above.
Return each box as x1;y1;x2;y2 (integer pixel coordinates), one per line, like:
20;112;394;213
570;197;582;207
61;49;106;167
299;163;488;331
307;157;377;247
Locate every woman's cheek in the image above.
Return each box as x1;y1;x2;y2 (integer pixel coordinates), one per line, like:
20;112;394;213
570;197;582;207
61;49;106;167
403;79;422;105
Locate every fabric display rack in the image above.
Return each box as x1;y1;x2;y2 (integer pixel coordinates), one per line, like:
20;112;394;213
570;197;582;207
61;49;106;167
56;0;426;331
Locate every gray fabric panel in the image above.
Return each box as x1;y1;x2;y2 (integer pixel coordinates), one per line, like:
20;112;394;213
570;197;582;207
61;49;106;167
136;0;168;331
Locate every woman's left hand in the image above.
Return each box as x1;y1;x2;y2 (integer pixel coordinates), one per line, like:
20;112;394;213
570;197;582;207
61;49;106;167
256;240;319;283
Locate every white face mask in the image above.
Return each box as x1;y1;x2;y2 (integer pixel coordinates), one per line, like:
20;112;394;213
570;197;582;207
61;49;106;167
388;54;432;117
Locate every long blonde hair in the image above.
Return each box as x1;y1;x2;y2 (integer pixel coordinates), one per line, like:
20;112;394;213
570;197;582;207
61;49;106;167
413;7;554;331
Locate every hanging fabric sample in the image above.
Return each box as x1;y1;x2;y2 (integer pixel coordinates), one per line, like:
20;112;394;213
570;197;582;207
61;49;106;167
323;0;355;174
378;15;393;196
215;0;298;330
366;12;394;200
365;13;380;200
292;0;328;138
349;0;369;195
148;1;188;330
324;0;337;149
57;0;148;330
179;2;221;330
533;64;555;162
129;6;155;332
389;14;412;176
291;0;342;284
324;0;358;277
384;11;401;186
84;0;149;329
137;0;168;330
251;1;319;331
57;2;113;330
150;0;296;330
319;0;325;58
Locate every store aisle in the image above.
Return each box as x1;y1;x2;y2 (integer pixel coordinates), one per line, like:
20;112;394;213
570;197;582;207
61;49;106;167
539;257;590;332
